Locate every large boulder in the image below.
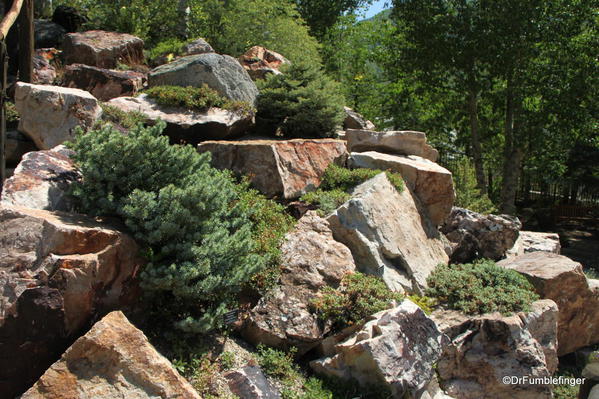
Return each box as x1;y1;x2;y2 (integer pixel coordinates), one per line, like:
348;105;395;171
148;53;259;104
241;212;356;354
498;252;599;355
0;206;143;397
197;138;347;199
349;151;454;226
507;231;561;257
6;130;37;166
109;94;253;144
15;82;102;150
346;129;439;162
63;64;146;101
238;46;290;80
1;146;80;212
21;311;200;399
327;173;449;293
62;30;144;69
311;300;445;399
433;299;558;399
441;207;522;263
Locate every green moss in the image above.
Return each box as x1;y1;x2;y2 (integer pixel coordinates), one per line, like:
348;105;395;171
99;103;148;129
425;260;539;315
311;272;403;331
145;85;254;115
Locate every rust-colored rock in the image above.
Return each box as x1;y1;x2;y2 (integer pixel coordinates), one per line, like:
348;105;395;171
0;206;143;397
238;46;290;80
63;64;146;101
21;311;200;399
198;138;347;199
62;30;144;69
498;252;599;355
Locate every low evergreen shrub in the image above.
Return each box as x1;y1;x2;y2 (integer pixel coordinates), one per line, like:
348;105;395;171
311;272;403;330
145;85;253;115
425;260;539;315
146;38;188;66
6;101;19;123
256;62;344;139
67;122;280;332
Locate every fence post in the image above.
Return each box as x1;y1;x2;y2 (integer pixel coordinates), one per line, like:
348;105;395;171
0;40;6;190
17;0;33;83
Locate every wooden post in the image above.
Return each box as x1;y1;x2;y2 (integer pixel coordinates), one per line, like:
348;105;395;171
17;0;33;83
0;40;6;190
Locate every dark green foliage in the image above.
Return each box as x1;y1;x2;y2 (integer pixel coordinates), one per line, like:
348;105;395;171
300;164;404;215
447;157;497;214
145;85;253;115
256;63;344;139
235;180;296;293
311;272;403;330
99;103;148;130
68;122;267;332
146;38;188;66
426;260;539;315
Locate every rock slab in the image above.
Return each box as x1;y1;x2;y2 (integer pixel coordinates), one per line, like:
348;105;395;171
198;139;347;199
327;173;449;293
109;94;252;144
346;129;439;162
62;30;145;69
343;107;375;131
149;53;259;104
498;252;599;355
350;151;455;226
311;300;444;398
15;82;102;150
225;366;281;399
507;231;561;257
241;212;355;354
1;145;80;212
0;206;143;397
21;311;199;399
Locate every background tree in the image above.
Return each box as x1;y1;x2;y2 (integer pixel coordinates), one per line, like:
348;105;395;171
294;0;374;37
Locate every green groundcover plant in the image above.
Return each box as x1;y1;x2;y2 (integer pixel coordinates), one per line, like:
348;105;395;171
426;260;539;315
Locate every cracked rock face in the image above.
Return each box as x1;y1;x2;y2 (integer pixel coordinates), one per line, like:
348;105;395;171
0;206;143;397
327;173;449;293
433;299;558;399
241;211;355;354
311;300;445;399
21;311;200;399
1;145;80;212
